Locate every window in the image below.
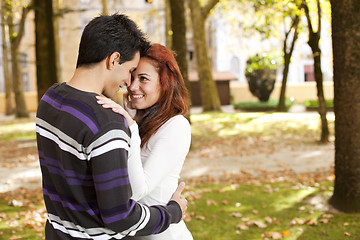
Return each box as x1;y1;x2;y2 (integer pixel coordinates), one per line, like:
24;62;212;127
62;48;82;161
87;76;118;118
20;53;28;68
22;72;30;92
304;64;315;82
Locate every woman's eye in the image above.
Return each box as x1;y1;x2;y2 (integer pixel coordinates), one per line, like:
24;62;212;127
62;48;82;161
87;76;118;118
140;76;148;82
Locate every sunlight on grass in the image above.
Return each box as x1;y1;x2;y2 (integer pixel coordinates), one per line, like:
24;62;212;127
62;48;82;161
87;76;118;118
273;187;317;212
186;180;360;240
190;112;335;142
0;122;36;140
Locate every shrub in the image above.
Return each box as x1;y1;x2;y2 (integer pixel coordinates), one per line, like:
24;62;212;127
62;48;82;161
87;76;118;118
304;99;334;110
245;53;278;102
233;98;294;112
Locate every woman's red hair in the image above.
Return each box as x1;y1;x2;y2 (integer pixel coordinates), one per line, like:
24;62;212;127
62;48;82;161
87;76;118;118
135;43;189;147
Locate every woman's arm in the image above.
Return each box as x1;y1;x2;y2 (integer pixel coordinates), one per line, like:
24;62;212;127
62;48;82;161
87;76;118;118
96;97;191;201
131;116;191;200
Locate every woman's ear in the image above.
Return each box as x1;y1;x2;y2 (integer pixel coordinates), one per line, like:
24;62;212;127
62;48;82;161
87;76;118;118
106;52;121;70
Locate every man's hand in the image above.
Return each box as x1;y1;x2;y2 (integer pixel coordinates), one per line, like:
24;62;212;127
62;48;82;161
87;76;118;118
170;182;188;219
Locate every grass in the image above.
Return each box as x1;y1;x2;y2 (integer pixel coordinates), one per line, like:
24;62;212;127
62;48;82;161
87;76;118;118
0;112;347;239
185;179;360;240
0;197;45;239
0;121;36;141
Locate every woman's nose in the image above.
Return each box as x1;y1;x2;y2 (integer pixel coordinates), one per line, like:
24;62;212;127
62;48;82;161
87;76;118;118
129;79;139;91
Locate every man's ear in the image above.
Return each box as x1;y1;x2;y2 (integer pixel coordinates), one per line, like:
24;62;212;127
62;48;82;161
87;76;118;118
106;52;121;70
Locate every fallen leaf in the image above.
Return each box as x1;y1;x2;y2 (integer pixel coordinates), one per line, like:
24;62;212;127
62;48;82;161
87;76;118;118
206;199;218;206
229;212;243;218
264;216;273;224
344;232;351;236
282;230;290;237
319;218;329;224
322;214;334;219
195;215;205;221
248;220;267;228
289;217;305;226
262;231;283;239
235;202;242;207
236;223;249;230
298;206;306;211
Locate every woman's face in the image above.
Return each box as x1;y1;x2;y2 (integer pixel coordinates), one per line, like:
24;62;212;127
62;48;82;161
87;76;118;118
128;58;161;110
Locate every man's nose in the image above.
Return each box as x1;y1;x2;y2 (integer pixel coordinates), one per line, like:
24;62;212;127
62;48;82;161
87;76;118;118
124;74;132;87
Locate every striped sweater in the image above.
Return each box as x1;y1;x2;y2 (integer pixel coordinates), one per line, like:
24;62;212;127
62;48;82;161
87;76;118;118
36;83;181;239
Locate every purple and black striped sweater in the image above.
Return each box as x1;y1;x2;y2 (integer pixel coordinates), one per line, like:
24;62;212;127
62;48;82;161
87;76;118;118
36;82;181;239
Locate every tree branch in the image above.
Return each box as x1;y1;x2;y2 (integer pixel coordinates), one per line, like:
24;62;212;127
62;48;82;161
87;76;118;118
201;0;220;18
317;0;321;36
301;0;314;35
13;0;33;48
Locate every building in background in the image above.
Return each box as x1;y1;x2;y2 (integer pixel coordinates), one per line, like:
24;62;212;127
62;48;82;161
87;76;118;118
0;0;333;113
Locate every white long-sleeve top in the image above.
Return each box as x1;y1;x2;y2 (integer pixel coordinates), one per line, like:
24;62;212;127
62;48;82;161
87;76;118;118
127;115;193;240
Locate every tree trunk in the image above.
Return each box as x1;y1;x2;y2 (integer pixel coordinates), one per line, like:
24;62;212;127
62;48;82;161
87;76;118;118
101;0;108;15
189;0;221;112
303;0;329;143
34;0;58;102
7;2;30;118
277;15;299;112
1;2;13;115
53;0;62;82
329;0;360;212
169;0;190;100
311;45;329;143
165;0;172;49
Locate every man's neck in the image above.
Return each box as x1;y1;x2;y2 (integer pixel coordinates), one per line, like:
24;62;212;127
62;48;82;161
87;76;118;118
67;66;104;95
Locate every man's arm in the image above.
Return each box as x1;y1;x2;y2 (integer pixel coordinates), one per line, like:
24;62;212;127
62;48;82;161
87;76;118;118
88;123;186;236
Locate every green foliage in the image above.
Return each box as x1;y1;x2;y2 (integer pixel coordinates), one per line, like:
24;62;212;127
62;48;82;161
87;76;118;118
233;99;294;111
245;52;278;75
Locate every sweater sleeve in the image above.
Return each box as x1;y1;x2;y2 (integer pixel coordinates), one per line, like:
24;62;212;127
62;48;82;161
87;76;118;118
88;122;182;236
127;116;191;201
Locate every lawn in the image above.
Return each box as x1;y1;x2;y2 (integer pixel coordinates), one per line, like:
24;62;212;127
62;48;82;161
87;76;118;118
1;111;359;239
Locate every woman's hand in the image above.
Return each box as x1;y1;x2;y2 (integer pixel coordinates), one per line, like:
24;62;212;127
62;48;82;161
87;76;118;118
96;96;135;126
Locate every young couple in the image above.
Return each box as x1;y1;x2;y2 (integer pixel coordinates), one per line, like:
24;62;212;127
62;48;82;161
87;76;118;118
36;14;193;239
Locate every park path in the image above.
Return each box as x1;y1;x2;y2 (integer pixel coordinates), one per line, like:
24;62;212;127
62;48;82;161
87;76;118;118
0;107;335;193
0;139;334;193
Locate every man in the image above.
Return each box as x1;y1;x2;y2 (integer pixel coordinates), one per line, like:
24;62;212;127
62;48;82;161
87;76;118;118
36;14;187;239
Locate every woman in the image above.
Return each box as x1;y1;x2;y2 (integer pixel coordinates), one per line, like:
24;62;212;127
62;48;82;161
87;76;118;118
96;43;193;240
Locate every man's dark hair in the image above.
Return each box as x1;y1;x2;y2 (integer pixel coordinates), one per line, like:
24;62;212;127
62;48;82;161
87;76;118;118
76;13;150;68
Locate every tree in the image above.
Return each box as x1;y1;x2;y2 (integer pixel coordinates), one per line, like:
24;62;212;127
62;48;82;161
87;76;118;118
1;0;13;115
53;0;62;82
302;0;329;143
189;0;221;112
226;0;302;111
277;4;301;111
329;0;360;212
6;0;31;118
101;0;108;15
34;0;58;102
169;0;190;102
165;0;172;49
